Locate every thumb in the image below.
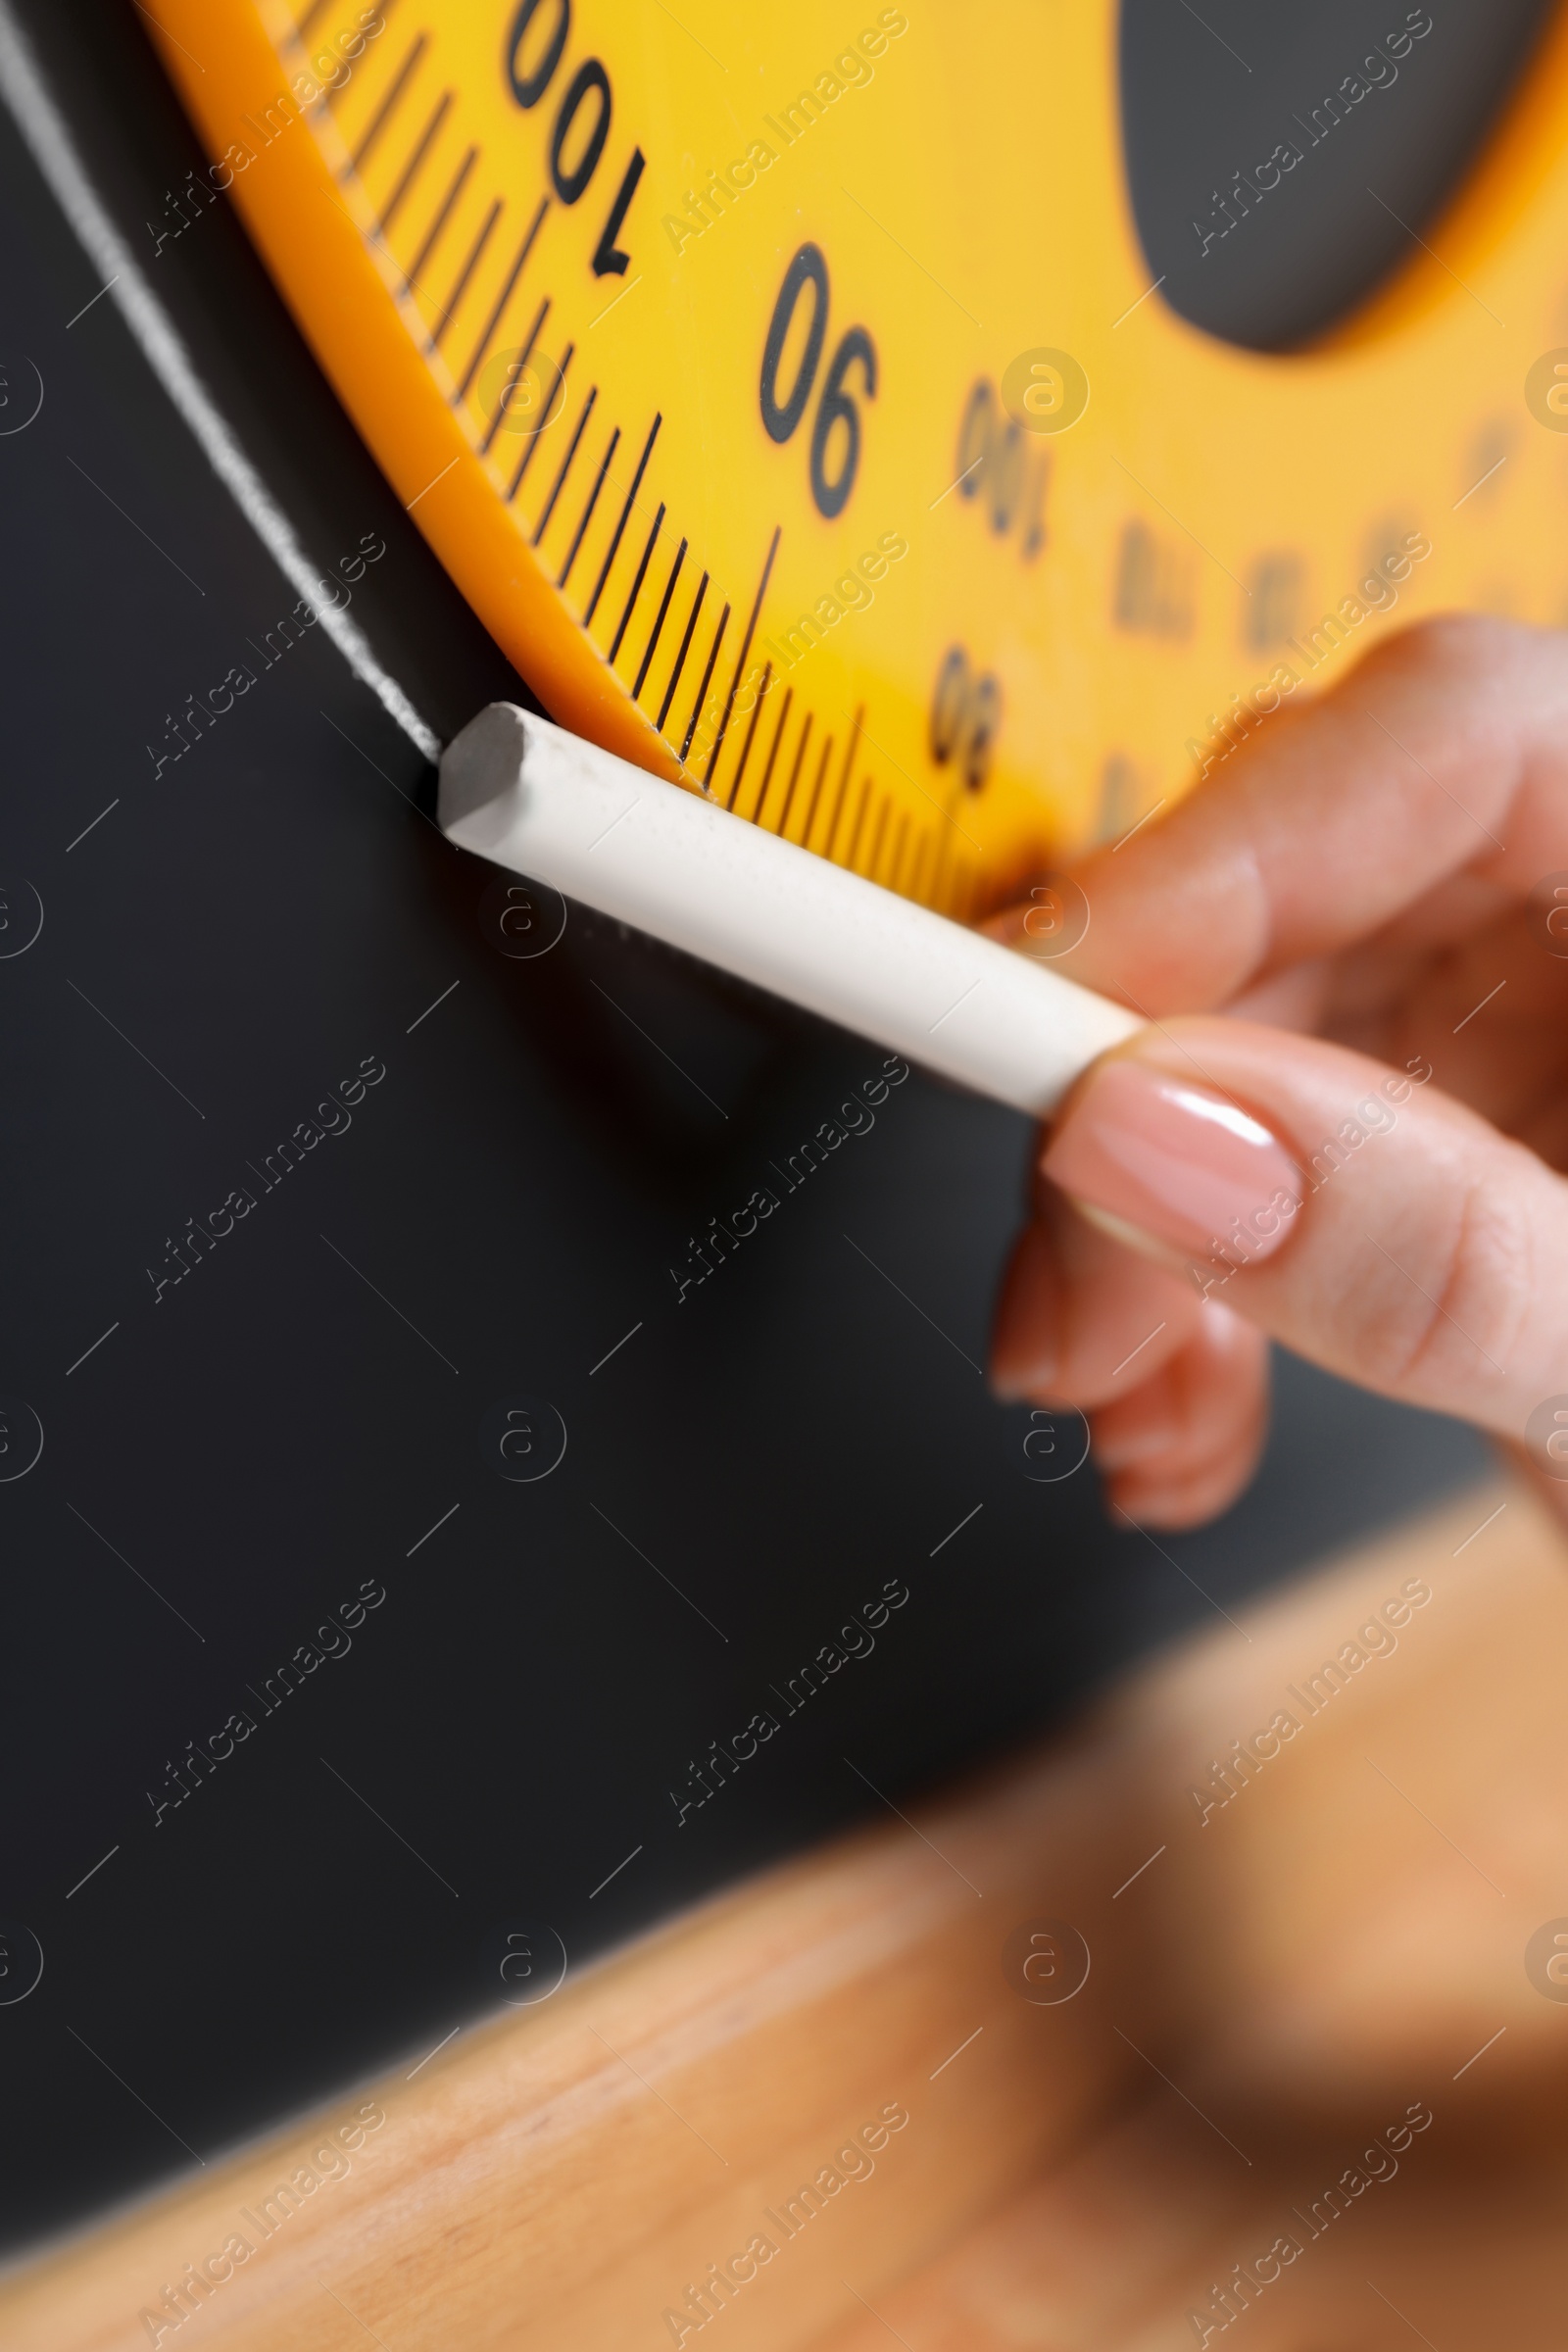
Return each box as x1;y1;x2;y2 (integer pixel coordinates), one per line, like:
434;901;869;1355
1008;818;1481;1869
1041;1019;1568;1467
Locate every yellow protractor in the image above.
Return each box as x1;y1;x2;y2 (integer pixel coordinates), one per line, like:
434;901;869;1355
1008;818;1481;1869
148;0;1568;919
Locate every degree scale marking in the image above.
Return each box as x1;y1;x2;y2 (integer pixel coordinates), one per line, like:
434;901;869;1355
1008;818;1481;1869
310;3;950;905
147;0;1568;923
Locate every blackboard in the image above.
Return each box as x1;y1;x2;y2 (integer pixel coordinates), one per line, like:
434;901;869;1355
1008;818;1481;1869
0;0;1497;2254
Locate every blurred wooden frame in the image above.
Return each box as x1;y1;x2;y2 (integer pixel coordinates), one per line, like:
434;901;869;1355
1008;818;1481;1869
4;1472;1568;2352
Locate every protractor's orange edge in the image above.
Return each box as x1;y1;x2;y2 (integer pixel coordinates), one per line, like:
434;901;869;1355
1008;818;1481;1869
148;0;682;779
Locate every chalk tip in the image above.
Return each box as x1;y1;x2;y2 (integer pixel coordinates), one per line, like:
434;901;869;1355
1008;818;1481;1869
438;701;529;838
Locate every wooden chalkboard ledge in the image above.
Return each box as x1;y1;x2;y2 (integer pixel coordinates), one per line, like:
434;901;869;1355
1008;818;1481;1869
4;1472;1566;2351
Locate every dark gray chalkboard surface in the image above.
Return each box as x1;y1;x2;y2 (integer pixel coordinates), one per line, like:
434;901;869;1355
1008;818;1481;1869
0;0;1509;2256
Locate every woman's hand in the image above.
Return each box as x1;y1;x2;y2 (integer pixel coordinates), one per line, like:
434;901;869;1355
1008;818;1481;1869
988;614;1568;1528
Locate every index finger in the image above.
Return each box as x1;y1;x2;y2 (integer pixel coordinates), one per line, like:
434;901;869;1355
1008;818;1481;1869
998;614;1568;1017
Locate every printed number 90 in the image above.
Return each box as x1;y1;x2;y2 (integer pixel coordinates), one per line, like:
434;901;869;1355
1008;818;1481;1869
930;645;1001;792
759;244;877;519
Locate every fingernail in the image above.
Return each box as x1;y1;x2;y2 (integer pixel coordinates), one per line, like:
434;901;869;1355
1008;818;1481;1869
1043;1062;1301;1264
1091;1416;1178;1473
990;1222;1060;1398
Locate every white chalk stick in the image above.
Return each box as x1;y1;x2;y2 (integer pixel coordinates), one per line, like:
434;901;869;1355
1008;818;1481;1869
438;706;1140;1117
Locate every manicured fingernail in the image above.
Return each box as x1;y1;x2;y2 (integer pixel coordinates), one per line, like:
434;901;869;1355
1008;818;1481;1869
1043;1062;1301;1264
1091;1415;1178;1473
989;1222;1060;1398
